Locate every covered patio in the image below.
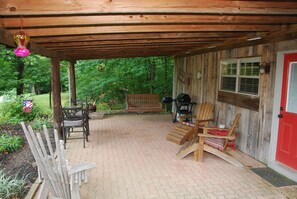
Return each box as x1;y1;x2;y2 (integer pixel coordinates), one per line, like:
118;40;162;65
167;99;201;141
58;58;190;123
64;114;296;198
1;0;297;194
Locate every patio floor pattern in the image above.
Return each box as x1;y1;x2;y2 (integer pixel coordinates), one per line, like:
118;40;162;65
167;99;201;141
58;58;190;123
65;114;297;199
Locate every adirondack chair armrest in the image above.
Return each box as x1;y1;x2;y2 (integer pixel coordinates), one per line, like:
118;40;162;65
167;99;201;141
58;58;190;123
68;162;96;190
68;162;96;175
197;133;236;140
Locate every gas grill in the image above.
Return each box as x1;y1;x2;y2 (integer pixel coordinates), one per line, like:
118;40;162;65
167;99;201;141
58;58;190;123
163;93;196;123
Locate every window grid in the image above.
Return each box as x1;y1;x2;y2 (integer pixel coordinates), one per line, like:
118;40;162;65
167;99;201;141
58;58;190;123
220;58;260;96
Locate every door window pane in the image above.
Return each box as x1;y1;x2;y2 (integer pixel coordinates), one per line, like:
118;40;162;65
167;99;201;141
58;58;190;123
287;62;297;113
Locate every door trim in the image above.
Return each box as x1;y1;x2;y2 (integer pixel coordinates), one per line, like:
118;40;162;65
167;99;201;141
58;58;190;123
269;50;297;182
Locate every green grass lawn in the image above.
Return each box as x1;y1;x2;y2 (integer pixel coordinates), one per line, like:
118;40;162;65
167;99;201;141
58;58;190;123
32;92;69;113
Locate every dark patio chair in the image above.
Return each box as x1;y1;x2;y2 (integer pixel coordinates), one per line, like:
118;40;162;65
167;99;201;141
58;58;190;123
61;105;89;148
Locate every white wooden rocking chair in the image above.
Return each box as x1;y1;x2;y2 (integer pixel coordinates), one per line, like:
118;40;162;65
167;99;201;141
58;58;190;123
21;122;96;199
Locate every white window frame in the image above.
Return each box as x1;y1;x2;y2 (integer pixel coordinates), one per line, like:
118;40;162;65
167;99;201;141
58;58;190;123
220;57;261;96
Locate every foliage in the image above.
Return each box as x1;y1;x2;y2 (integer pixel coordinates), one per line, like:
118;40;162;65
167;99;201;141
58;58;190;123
30;116;53;130
0;96;41;124
0;170;27;199
1;43;173;112
0;45;69;96
96;102;111;110
75;57;173;110
0;45;19;95
0;134;23;153
23;54;52;94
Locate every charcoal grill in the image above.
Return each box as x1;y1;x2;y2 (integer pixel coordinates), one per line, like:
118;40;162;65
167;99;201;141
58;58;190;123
163;93;196;123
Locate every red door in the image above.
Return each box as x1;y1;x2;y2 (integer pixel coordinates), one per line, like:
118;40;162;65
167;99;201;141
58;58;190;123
276;53;297;170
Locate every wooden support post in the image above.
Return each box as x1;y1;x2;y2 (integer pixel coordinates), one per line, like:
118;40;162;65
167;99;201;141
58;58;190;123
51;58;62;138
69;61;77;106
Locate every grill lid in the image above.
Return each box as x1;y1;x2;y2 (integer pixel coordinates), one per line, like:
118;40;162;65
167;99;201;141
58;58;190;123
176;93;191;104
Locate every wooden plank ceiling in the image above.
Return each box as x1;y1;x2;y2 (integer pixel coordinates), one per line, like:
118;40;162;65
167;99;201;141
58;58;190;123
1;0;297;61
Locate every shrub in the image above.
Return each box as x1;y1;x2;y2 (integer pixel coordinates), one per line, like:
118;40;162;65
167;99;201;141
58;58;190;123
96;102;111;110
109;103;125;110
30;116;53;130
0;96;41;124
0;170;27;199
0;134;23;153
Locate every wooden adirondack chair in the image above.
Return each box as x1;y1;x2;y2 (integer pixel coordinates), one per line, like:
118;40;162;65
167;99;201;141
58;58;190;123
166;102;214;145
21;122;96;199
195;113;242;167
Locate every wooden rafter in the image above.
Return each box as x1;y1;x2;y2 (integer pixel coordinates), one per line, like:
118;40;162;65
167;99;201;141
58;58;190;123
0;0;296;60
1;0;297;15
2;14;297;28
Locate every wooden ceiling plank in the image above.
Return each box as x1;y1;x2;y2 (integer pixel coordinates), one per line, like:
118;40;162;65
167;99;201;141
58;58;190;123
65;49;181;60
1;0;297;15
41;38;224;48
31;32;252;44
53;43;207;52
2;14;297;28
6;24;278;37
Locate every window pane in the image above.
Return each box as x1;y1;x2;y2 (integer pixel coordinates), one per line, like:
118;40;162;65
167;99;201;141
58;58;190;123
221;62;237;75
252;62;260;75
240;61;260;76
239;78;259;95
221;77;236;92
287;62;297;113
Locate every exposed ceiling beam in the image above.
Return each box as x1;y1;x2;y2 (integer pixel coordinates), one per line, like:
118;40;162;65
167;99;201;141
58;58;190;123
2;14;297;28
31;32;253;44
65;49;179;60
42;38;223;48
1;0;297;15
6;24;279;37
54;43;203;52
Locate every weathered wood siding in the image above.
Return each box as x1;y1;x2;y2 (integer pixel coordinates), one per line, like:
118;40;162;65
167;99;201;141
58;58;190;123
173;39;297;163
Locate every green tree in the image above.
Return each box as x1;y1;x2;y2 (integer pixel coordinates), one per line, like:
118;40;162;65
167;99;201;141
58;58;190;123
23;55;51;94
75;56;173;108
0;45;69;96
0;45;20;95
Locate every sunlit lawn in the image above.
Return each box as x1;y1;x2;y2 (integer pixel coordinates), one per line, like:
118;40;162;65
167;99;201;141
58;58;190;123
32;92;69;113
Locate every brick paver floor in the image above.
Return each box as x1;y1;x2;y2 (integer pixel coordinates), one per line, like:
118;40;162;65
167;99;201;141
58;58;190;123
65;114;297;199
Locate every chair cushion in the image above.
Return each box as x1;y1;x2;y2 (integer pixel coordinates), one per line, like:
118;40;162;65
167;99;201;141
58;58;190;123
207;129;229;136
74;110;83;117
62;120;83;127
205;137;226;151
